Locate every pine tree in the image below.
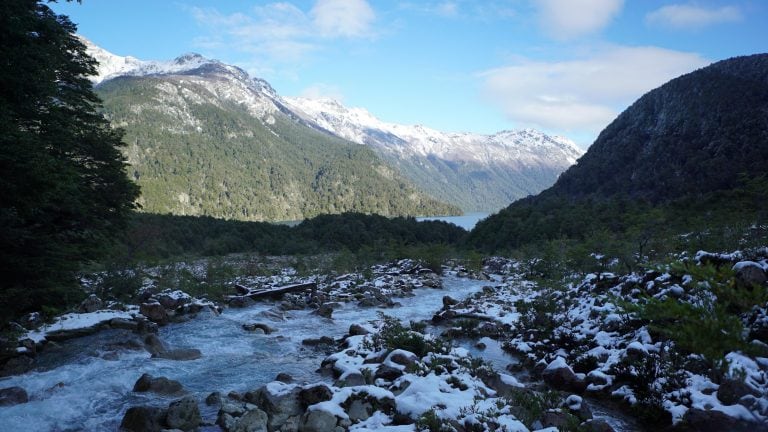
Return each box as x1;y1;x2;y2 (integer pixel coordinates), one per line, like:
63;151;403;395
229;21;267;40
0;1;140;320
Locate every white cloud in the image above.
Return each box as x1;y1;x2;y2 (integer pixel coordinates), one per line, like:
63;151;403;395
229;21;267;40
536;0;624;40
311;0;376;38
191;0;376;64
479;46;709;141
646;4;742;29
435;2;460;17
299;83;346;101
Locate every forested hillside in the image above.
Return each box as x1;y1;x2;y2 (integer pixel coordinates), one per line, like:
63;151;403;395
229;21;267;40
468;54;768;252
97;73;460;221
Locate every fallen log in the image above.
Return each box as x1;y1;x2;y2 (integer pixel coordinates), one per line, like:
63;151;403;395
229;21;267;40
245;282;317;300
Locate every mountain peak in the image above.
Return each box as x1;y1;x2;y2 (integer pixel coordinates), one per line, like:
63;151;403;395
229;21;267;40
173;53;206;65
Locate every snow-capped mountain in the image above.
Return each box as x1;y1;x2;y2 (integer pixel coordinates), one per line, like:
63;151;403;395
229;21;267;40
285;97;582;166
285;97;585;211
84;38;583;213
83;40;458;221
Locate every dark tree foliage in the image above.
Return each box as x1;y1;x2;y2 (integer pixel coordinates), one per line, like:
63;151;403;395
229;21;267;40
112;212;467;261
468;54;768;252
0;1;140;319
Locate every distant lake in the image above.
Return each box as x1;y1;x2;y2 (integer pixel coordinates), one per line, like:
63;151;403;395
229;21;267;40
417;212;490;231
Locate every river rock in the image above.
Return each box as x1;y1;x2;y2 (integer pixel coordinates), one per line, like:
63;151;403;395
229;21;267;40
336;371;367;387
0;386;29;406
302;336;335;347
133;373;184;395
18;312;44;330
231;408;269;432
542;357;586;393
78;294;104;313
300;409;338;432
206;391;223;406
275;372;294;383
156;290;191;310
0;355;34;377
166;396;201;431
349;324;369;336
242;323;276;334
143;334;168;356
388;349;418;368
155;348;202;361
581;418;615;432
120;406;167;432
733;261;767;287
347;399;373;422
374;365;403;382
717;377;759;405
140;301;168;324
247;383;303;431
442;295;459;309
681;408;754;432
298;384;333;407
314;303;334;319
229;296;256;308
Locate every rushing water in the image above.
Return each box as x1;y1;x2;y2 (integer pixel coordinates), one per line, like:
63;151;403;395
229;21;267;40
0;276;489;431
416;212;490;231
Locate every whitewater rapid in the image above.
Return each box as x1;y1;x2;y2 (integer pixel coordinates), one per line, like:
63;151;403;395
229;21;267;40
0;276;488;431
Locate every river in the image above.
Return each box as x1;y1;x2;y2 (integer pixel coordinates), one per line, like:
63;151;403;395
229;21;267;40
416;212;490;231
0;276;489;430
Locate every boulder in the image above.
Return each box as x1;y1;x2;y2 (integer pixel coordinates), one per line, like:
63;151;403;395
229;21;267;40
154;348;202;361
247;384;303;431
681;408;754;432
143;334;168;356
229;296;256;308
133;373;184;395
733;261;767;287
540;410;579;429
301;336;335;347
231;408;269;432
717;377;759;405
17;312;44;330
388;350;418;368
299;384;333;407
0;355;34;377
242;323;276;334
0;386;29;406
347;399;372;422
206;391;223;406
78;294;104;313
140;301;168;324
300;409;337;432
156;291;191;310
110;317;139;331
119;406;166;432
542;357;586;393
314;303;334;319
581;419;615;432
275;372;294;383
374;365;403;382
166;396;201;431
349;324;369;336
442;296;459;309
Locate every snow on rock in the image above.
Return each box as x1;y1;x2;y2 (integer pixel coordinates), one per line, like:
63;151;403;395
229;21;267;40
25;309;138;344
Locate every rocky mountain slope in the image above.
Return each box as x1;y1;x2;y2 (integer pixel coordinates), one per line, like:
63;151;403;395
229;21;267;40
285;97;584;211
85;40;459;221
546;53;768;203
469;54;768;249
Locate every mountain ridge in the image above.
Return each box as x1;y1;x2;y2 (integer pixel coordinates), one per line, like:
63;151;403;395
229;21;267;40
285;96;584;211
86;40;460;221
84;38;583;216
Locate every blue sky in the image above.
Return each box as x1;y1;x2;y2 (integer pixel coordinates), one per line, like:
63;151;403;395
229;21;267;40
52;1;767;147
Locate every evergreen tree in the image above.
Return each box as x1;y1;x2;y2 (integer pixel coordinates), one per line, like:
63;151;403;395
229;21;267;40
0;1;140;320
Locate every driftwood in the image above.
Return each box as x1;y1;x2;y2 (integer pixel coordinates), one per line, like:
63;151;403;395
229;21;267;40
240;282;317;300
